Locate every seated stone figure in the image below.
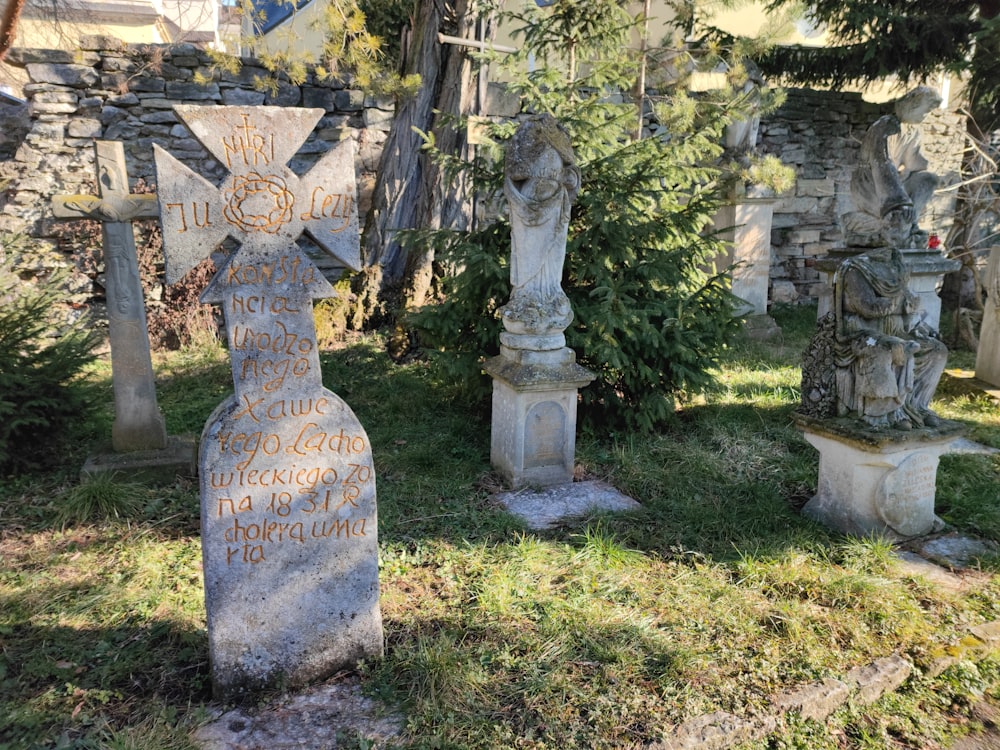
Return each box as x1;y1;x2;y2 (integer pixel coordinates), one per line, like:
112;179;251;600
801;122;948;430
832;240;948;429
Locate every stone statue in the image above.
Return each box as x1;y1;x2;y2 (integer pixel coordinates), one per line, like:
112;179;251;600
889;86;942;234
500;115;581;342
831;245;948;429
803;115;948;430
841;88;941;248
841;114;916;248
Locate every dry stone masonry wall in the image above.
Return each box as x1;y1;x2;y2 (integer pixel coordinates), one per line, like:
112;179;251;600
760;88;966;305
0;42;970;311
0;37;391;302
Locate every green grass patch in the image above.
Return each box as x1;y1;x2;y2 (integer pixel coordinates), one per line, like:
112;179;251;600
3;305;1000;748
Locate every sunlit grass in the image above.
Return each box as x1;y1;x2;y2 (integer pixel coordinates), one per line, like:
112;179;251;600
3;306;1000;748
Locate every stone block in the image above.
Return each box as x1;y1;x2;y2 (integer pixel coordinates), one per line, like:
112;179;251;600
771;280;798;304
106;92;140;107
772;678;850;722
80;35;126;52
485;352;594;489
30;101;78;115
797;179;835;197
362;107;393;131
139;110;179;124
335;89;365;112
302;87;336;110
67;118;102;138
786;229;821;244
26;63;100;88
797;418;970;539
130;78;166;93
221;88;266;106
264;81;301;107
165;81;219;100
82;434;197;485
845;655;911;705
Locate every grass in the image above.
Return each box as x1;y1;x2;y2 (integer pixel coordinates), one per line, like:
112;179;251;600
3;304;1000;748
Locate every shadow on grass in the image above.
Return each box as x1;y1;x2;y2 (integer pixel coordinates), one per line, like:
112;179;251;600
0;617;210;748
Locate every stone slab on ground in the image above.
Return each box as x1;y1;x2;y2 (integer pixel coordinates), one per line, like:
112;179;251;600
845;654;911;705
914;532;999;570
495;480;641;530
652;711;776;750
191;677;403;750
893;550;967;592
81;434;197;484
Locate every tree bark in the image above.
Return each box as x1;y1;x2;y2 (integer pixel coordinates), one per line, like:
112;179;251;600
0;0;26;62
357;0;492;325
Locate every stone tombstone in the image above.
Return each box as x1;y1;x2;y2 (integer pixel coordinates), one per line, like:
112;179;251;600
153;106;382;700
975;247;1000;387
484;115;595;489
51;141;168;453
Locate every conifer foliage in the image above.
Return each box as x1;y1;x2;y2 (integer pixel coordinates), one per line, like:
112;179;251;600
0;255;98;473
409;0;753;432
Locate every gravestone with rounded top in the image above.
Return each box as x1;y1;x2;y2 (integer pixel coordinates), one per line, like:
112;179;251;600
153;106;381;700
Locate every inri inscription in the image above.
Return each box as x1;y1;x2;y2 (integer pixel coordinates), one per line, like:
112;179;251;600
153;106;381;700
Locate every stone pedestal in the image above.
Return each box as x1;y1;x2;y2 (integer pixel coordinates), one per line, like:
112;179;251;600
713;199;777;316
795;416;984;540
82;434;197;485
976;247;1000;387
816;247;960;330
485;346;594;490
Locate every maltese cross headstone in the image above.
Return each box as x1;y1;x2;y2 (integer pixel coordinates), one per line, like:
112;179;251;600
153;106;381;700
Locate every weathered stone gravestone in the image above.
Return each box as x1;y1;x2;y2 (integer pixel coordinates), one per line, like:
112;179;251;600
975;248;1000;387
153;106;382;700
796;121;996;539
52;141;195;481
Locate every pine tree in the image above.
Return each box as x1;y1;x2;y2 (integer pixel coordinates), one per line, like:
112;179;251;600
736;0;1000;129
407;0;766;432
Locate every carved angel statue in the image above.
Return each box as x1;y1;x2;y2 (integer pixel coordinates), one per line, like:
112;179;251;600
500;115;581;339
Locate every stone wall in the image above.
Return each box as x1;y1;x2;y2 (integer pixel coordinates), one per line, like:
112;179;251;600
759;88;967;305
0;42;972;311
0;37;391;303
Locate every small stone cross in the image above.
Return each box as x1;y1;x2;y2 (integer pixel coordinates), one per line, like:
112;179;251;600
51;141;167;452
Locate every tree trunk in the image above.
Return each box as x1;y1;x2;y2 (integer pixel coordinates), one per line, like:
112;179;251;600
0;0;26;62
356;0;492;326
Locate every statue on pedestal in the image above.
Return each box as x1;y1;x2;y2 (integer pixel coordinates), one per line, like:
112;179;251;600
840;87;941;249
500;114;581;344
802;117;947;430
888;86;942;236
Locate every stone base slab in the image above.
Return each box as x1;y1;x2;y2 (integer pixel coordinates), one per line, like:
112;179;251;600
795;416;996;539
81;434;197;484
485;352;594;490
495;480;641;530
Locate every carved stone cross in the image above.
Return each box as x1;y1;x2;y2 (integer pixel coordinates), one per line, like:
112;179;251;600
153;105;380;701
51;141;168;452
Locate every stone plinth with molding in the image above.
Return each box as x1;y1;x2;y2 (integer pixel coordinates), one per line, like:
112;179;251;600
795;415;995;540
